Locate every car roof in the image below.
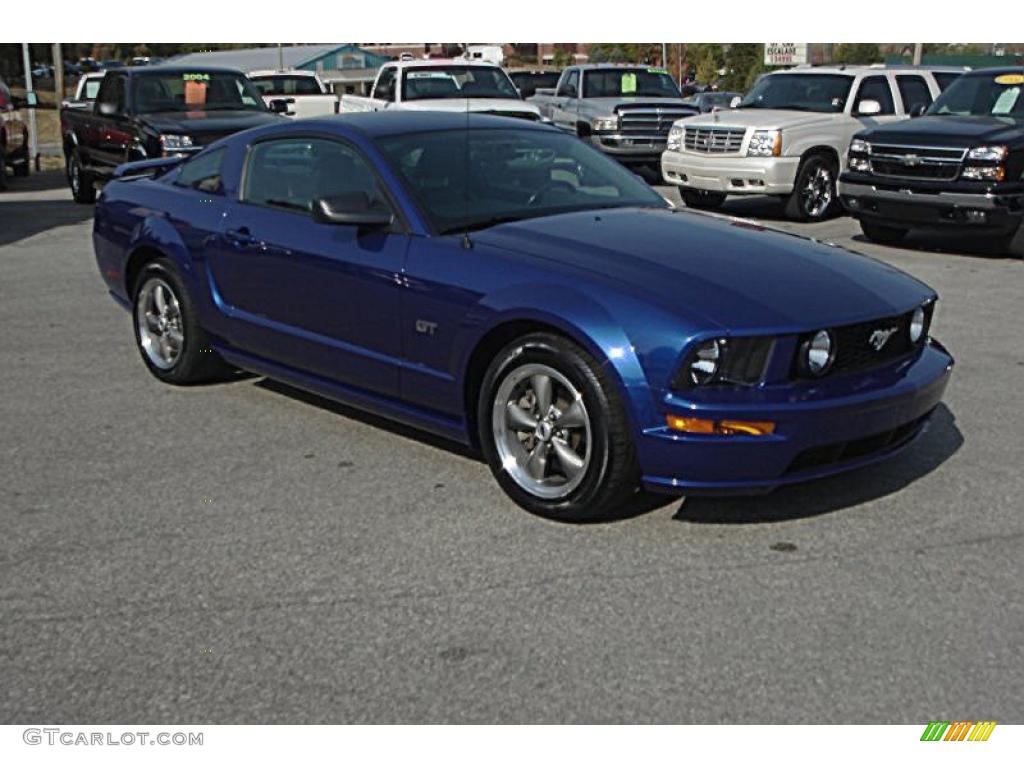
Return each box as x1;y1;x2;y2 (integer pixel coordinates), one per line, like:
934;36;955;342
248;69;319;78
108;64;247;77
383;59;505;70
570;64;668;71
771;65;969;76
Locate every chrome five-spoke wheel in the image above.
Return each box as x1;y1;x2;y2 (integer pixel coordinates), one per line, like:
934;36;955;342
135;277;184;370
801;164;834;219
491;363;591;500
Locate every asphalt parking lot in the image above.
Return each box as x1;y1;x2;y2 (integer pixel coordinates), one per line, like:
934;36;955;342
1;171;1021;724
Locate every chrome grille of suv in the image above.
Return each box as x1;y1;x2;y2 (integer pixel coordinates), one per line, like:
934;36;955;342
616;105;697;136
683;126;746;154
868;144;966;181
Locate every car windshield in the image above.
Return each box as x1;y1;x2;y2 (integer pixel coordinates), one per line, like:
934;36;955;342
375;127;669;234
737;73;854;113
250;75;323;96
509;72;561;98
927;71;1024;117
584;68;681;98
401;66;520;101
133;72;266;113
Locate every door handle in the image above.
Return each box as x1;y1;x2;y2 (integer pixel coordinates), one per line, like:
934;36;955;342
226;227;258;248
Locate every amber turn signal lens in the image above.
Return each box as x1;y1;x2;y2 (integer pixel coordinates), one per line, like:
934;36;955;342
666;415;775;436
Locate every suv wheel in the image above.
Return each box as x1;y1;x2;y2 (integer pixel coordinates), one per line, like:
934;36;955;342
68;151;96;204
860;220;908;245
785;154;839;221
478;333;640;521
0;142;7;191
681;189;727;210
13;129;30;177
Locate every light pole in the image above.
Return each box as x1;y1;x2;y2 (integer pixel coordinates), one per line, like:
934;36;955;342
20;43;38;171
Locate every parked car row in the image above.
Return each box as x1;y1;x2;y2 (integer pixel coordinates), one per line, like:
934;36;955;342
0;77;30;190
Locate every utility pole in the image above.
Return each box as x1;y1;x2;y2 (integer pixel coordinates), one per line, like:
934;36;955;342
277;43;284;72
913;43;923;65
52;43;65;103
661;43;668;68
21;43;37;171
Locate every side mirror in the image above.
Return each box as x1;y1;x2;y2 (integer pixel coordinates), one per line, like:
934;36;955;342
857;99;882;116
729;96;741;108
910;103;927;118
269;99;291;114
559;85;576;99
312;193;394;228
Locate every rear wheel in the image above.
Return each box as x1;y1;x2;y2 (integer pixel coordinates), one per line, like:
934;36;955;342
860;220;908;245
68;151;95;204
132;258;232;385
785;153;839;221
478;333;640;521
13;130;30;176
681;189;726;210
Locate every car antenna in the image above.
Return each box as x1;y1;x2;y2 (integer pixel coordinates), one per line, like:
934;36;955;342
461;74;473;250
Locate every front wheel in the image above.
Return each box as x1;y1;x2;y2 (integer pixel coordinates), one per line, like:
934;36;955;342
478;333;640;521
681;189;727;210
785;154;839;221
0;144;7;191
13;130;30;176
860;220;908;245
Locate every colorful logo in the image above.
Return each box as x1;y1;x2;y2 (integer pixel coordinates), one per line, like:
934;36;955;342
920;721;997;742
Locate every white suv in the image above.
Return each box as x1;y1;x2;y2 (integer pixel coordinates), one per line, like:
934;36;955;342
661;65;965;220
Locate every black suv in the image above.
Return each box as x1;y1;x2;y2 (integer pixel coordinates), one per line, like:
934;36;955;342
839;67;1024;254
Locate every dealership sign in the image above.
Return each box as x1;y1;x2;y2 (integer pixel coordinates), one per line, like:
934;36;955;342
765;43;808;66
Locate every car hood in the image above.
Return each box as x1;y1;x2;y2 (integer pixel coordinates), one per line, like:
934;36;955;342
140;110;285;134
474;208;934;331
858;114;1024;146
582;96;693;111
680;108;841;130
400;98;541;116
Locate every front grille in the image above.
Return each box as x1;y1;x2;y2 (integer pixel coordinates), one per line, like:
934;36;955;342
792;305;933;380
868;143;966;181
683;126;745;154
617;105;697;136
785;410;933;475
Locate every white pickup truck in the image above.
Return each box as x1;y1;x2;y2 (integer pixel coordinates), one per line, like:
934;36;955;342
340;60;543;121
661;65;967;220
248;70;339;119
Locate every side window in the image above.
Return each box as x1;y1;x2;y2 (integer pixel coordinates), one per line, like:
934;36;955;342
173;148;225;195
96;74;126;114
934;72;962;92
896;75;933;113
373;68;396;102
242;138;380;214
855;76;895;115
557;69;579;98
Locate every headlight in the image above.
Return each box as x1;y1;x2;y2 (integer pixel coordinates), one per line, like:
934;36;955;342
909;306;926;344
801;330;834;377
159;134;194;154
849;157;870;172
747;129;781;157
590;116;619;132
961;165;1006;181
688;339;722;385
967;146;1008;162
667;124;684;152
849;138;871;155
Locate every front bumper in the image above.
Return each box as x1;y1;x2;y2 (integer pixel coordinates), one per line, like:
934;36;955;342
638;340;954;495
661;150;801;195
838;178;1024;232
590;133;667;162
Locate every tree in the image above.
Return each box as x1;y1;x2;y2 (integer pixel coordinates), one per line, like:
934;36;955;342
695;51;719;86
721;44;764;92
833;43;882;65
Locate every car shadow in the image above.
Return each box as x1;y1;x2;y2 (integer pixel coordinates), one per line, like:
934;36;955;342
850;233;1023;261
672;403;963;525
0;172;93;248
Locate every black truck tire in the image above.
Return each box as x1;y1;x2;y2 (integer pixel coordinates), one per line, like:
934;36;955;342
13;129;30;176
860;220;908;245
68;150;96;204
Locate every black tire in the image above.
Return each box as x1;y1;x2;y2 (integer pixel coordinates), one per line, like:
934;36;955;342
860;220;908;245
13;130;30;176
478;332;641;522
67;150;95;204
0;143;7;191
785;153;840;222
991;223;1023;257
681;189;727;210
131;258;233;385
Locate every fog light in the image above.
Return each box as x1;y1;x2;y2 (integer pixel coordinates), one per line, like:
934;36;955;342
666;415;775;436
965;210;987;223
846;197;861;210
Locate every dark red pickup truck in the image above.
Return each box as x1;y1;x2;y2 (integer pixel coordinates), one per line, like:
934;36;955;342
62;65;285;203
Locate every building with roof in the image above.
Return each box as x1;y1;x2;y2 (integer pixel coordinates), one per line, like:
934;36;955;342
168;44;394;94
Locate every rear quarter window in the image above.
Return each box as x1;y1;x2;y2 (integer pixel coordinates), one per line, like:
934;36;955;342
172;148;226;195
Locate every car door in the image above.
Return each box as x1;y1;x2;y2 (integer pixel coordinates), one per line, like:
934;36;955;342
91;73;134;173
207;134;408;397
552;69;580;131
371;66;397;110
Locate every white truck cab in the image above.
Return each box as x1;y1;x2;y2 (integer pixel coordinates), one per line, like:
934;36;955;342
340;60;542;121
661;65;966;220
248;70;339;118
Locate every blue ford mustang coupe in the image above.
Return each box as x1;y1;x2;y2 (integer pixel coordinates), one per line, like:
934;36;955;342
92;113;954;520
